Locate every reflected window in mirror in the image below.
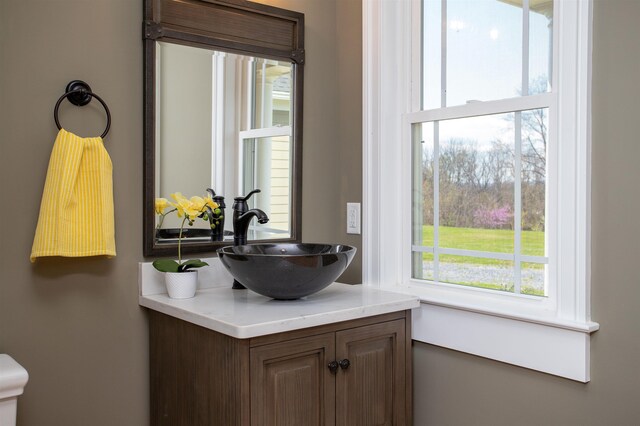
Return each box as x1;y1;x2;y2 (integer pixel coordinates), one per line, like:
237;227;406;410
241;131;292;241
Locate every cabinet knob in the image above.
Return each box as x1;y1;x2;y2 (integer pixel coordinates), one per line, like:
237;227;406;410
339;359;350;370
328;360;339;374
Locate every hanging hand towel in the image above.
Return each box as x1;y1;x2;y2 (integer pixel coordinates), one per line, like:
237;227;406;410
30;129;116;262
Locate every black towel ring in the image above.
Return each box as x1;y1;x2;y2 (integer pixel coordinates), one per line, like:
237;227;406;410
53;80;111;139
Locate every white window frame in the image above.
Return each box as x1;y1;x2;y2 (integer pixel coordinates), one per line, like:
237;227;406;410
238;126;292;236
237;125;292;195
363;0;599;382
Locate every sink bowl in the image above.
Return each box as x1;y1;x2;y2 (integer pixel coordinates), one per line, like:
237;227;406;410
217;243;356;299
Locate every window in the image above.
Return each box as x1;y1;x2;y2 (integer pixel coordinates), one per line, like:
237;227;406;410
239;127;292;240
411;0;552;297
239;58;294;239
363;0;598;381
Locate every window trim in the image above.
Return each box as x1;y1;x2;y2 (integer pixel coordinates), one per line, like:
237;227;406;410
363;0;598;382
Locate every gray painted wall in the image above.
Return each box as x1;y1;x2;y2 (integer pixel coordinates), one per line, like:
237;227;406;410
3;0;636;425
1;1;147;424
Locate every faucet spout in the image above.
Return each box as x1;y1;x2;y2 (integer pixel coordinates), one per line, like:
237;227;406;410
233;208;269;246
241;208;269;224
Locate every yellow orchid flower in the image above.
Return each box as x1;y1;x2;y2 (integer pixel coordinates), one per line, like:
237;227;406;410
204;195;219;210
173;199;192;219
154;190;224;267
155;198;169;214
189;196;207;212
184;204;201;221
170;192;188;203
169;192;189;218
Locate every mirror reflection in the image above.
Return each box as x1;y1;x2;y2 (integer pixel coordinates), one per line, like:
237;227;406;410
155;41;293;244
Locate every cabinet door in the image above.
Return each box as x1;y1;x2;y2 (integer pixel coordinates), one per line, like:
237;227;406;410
335;320;406;426
250;333;336;426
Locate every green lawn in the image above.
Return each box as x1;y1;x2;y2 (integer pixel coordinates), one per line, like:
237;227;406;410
415;226;546;295
418;225;544;266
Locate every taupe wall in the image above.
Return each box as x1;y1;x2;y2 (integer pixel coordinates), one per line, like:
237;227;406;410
413;1;640;424
0;1;147;425
6;0;636;425
0;0;360;424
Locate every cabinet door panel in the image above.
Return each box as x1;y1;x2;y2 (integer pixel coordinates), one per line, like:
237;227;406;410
335;320;406;426
251;333;336;426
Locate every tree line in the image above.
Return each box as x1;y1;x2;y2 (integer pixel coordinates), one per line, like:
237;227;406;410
418;107;547;232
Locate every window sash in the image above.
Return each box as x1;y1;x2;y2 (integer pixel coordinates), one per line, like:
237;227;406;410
408;97;552;297
413;0;555;296
401;98;559;311
423;0;550;109
407;92;554;124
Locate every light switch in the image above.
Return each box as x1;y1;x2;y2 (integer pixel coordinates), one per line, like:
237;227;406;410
347;203;361;234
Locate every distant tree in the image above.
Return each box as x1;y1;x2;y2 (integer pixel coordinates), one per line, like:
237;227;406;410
474;206;513;229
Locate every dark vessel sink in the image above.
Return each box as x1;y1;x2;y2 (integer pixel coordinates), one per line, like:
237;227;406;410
217;243;356;299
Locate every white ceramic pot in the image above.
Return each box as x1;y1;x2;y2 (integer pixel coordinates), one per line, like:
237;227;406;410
164;271;198;299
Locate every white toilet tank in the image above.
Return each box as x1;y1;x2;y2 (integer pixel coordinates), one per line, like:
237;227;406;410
0;355;29;426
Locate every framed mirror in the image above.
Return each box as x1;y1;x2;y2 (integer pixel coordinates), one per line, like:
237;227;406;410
143;0;304;256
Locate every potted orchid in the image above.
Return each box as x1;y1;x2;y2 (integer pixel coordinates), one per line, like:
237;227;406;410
153;192;222;299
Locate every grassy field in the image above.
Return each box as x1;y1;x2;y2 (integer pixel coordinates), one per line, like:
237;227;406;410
418;225;545;266
415;226;546;295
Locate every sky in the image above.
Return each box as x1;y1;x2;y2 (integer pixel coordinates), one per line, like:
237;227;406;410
422;0;553;147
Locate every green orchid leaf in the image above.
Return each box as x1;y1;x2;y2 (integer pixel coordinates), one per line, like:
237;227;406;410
179;259;209;272
152;259;181;273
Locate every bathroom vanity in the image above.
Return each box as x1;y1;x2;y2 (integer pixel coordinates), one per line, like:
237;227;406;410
139;0;421;422
140;277;419;426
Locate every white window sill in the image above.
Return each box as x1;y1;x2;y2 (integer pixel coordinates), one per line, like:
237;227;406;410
383;284;599;382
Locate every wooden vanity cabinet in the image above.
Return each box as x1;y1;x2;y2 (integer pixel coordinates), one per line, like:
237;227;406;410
149;310;412;426
250;333;336;425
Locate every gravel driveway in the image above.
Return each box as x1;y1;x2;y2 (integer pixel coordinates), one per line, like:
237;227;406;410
421;261;545;293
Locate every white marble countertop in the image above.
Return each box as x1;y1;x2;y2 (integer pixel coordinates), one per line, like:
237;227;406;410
139;282;420;339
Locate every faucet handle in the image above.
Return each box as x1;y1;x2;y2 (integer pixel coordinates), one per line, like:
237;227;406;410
235;189;261;202
207;187;225;208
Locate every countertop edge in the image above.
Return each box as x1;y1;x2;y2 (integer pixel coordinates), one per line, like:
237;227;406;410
139;285;420;339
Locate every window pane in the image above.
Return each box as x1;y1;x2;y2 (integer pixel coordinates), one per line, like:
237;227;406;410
241;135;291;239
422;0;442;109
439;113;515;253
422;0;554;107
251;58;292;129
521;108;547;257
521;262;546;296
412;122;435;247
439;255;514;293
413;251;435;281
412;122;435;280
528;1;553;94
445;0;523;106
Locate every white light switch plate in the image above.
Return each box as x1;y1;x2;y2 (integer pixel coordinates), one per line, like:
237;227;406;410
347;203;361;234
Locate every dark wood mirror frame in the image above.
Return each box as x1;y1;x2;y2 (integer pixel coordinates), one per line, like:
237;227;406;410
143;0;304;257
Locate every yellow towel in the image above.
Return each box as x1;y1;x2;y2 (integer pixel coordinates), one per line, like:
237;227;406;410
30;129;116;262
